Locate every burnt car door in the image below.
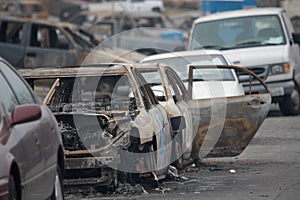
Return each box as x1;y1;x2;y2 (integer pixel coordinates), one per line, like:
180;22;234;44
138;66;194;167
24;23;81;68
163;67;194;166
131;68;173;179
188;65;271;159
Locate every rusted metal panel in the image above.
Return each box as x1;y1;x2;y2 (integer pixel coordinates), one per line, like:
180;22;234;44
65;156;118;170
64;167;117;187
18;64;129;79
191;93;271;158
188;65;271;159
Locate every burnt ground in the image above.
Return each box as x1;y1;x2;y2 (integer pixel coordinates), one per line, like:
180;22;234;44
64;106;300;200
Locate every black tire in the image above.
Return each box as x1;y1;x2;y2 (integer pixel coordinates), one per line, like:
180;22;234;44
126;142;157;184
106;175;118;192
50;166;64;200
8;174;18;200
279;86;300;116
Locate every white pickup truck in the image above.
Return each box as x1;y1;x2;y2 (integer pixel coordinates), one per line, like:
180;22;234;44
189;8;300;115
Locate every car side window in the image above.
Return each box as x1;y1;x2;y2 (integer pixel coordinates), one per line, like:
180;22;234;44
133;69;156;110
165;68;188;102
139;69;167;101
0;21;24;44
30;24;70;49
0;61;36;105
0;72;18;113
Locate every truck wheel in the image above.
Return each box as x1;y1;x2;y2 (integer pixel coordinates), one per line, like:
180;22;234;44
279;86;300;116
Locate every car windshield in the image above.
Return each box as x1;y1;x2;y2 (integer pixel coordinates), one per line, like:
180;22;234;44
140;70;162;86
190;15;286;50
48;75;135;113
146;54;235;81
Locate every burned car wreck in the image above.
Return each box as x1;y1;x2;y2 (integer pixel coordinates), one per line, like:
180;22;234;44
19;64;174;188
19;62;271;190
137;64;271;167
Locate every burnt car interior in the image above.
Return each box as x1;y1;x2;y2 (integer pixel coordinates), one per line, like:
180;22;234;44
48;75;136;113
47;75;135;151
42;73;140;183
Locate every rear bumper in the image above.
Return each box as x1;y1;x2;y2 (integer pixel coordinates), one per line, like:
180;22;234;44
64;167;117;187
65;156;119;170
64;156;119;186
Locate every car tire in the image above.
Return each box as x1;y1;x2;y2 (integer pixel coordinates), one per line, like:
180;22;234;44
106;175;118;192
279;85;300;116
126;142;157;184
9;174;18;200
50;166;64;200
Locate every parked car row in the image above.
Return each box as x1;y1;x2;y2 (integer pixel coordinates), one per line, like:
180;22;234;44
0;7;279;198
18;55;271;191
0;15;136;70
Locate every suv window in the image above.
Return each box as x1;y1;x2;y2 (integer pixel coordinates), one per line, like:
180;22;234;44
0;21;24;44
30;24;70;49
0;61;36;105
0;71;18;112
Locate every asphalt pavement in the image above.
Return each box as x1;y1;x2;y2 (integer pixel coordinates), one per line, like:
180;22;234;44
64;105;300;200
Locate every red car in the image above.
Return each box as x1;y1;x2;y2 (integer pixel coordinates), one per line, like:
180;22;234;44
0;57;64;200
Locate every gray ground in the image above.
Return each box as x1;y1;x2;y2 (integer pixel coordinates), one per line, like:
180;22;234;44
64;105;300;200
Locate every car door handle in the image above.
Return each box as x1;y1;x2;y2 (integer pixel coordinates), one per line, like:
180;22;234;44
247;98;265;108
27;52;36;57
33;133;40;145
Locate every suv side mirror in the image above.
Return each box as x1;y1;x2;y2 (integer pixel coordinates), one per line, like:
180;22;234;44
292;33;300;44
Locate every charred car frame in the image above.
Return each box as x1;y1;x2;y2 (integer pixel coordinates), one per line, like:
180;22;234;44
19;64;175;188
137;63;271;167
